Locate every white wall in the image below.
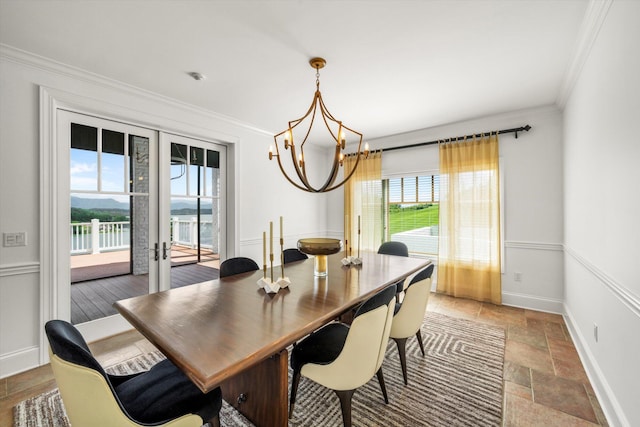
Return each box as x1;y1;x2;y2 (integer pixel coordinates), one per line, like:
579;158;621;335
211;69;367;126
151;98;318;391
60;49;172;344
563;1;640;426
329;105;566;312
0;46;330;377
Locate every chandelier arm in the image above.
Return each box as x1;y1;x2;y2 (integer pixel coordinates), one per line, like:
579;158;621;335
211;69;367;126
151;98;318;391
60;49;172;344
286;89;322;131
323;150;366;192
317;94;344;145
272;133;317;192
287;142;318;191
317;144;343;192
317;91;340;123
272;143;315;193
299;92;321;150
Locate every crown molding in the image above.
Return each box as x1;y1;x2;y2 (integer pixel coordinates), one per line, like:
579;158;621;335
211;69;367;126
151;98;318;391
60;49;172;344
556;0;613;108
0;43;272;137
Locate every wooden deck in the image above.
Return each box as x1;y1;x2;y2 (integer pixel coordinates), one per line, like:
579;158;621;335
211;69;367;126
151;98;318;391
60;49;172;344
71;263;219;324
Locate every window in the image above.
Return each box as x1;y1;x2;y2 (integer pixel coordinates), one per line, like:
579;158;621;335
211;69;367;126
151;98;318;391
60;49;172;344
383;175;439;255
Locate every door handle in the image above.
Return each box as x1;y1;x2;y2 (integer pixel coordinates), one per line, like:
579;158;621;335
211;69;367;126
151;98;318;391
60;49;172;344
162;242;169;260
153;243;159;261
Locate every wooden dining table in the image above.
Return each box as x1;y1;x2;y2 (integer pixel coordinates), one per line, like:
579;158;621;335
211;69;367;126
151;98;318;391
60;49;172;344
114;250;431;427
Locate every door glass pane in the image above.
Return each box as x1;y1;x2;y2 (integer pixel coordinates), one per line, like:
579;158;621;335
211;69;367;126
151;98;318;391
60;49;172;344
130;135;149;191
169;141;220;288
206;150;220;197
102;129;125;192
171;143;188;195
70;123;98;191
69;122;151;325
189;146;204;196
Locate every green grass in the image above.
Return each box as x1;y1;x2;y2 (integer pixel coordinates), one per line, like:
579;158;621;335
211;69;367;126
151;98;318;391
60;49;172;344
388;204;439;235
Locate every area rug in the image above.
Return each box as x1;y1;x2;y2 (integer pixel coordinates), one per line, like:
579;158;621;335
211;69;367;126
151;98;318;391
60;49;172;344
15;312;505;427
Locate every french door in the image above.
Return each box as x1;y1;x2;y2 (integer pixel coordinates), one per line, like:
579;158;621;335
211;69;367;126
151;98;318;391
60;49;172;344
159;133;227;290
56;111;226;341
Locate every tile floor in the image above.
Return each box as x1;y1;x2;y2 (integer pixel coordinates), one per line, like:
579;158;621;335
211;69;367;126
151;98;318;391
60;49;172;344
0;293;609;427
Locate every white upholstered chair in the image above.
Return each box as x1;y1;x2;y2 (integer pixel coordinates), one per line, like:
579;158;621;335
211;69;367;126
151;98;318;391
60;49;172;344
289;285;397;427
389;264;434;384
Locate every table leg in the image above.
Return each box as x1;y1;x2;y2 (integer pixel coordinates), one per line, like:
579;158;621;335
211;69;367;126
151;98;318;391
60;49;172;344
220;348;289;427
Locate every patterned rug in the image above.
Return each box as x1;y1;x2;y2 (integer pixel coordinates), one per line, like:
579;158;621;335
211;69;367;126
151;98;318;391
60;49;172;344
14;312;505;426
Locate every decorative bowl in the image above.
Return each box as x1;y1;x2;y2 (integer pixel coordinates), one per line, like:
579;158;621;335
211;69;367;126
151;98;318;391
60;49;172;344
297;238;343;256
297;238;343;276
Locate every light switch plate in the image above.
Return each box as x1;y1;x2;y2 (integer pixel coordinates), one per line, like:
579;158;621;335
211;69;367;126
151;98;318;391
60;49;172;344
3;232;27;247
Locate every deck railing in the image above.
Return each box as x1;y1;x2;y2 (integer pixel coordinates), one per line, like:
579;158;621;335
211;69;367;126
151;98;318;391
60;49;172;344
70;219;129;254
171;217;214;250
71;218;213;255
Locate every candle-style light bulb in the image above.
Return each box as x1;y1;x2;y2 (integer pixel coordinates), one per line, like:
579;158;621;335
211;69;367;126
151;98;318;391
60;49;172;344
364;142;370;158
269;145;274;160
339;129;346;149
339;152;344;166
298;153;304;167
284;130;291;149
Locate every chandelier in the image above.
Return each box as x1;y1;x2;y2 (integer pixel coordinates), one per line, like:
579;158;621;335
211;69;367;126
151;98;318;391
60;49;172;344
269;57;369;193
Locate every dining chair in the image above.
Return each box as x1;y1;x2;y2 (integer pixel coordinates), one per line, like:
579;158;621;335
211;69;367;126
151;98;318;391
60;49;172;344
377;241;410;295
378;241;409;257
219;256;259;278
389;264;434;385
289;284;397;427
283;248;309;264
45;319;222;427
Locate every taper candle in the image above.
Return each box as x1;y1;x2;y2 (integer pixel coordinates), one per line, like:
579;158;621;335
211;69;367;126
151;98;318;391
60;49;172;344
263;231;267;278
357;215;361;258
280;216;284;278
345;214;349;257
270;221;273;255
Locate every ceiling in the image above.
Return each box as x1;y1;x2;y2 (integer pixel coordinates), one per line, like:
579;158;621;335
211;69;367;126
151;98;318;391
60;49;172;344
0;0;589;141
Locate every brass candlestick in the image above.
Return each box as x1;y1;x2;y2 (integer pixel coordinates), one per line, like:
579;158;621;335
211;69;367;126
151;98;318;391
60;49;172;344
280;237;285;278
270;253;274;283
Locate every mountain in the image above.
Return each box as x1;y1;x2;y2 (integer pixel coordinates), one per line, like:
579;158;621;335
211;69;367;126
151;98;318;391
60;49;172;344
71;196;129;210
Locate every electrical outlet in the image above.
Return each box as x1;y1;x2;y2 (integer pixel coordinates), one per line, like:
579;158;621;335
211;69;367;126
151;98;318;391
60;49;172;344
514;272;522;282
594;324;598;342
3;232;27;247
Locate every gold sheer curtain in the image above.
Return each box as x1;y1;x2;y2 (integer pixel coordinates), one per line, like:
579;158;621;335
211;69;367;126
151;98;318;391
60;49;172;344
437;134;502;304
344;151;382;257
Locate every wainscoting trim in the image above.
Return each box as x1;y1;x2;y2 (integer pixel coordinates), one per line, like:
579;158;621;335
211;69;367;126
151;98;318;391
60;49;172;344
0;262;40;277
565;246;640;318
504;241;564;252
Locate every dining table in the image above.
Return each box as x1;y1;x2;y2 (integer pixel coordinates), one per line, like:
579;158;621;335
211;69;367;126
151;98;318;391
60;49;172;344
114;250;431;427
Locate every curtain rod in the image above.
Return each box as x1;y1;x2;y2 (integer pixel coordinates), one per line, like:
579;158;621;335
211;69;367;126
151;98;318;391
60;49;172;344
381;125;532;153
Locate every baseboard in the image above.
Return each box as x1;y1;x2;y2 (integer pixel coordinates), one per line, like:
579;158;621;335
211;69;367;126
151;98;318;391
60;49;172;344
0;345;40;379
563;306;629;427
501;291;563;314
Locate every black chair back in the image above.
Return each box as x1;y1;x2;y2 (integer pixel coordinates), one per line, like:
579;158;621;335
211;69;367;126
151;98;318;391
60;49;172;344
45;320;107;377
378;241;409;257
219;257;259;278
283;248;309;264
407;264;435;289
354;284;397;318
